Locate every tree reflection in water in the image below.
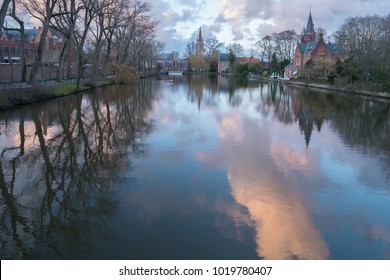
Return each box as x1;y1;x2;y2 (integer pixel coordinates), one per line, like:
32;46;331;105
0;81;155;259
1;76;389;260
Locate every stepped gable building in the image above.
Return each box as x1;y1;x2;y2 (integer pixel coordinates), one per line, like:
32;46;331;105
0;28;38;64
196;27;205;56
284;10;344;78
0;26;64;64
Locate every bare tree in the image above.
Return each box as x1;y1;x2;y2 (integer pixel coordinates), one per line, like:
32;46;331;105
255;35;274;62
114;0;152;65
88;0;115;78
227;43;245;57
129;14;157;69
102;0;128;65
5;0;28;82
73;0;97;89
0;0;12;32
185;41;196;58
21;0;60;83
205;35;223;56
255;31;297;63
272;30;297;61
246;48;257;58
51;0;84;81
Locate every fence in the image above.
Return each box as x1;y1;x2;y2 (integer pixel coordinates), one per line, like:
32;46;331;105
0;64;81;84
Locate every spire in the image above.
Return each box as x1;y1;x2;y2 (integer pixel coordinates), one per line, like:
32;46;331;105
301;26;306;36
196;27;205;56
198;27;203;41
305;9;315;34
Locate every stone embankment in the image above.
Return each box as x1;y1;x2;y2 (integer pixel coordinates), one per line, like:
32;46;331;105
0;79;114;111
277;79;390;100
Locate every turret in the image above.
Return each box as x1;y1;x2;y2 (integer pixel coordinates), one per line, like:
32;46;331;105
305;11;315;34
301;10;316;43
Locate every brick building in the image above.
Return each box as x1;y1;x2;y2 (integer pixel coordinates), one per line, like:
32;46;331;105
0;28;38;64
0;27;71;82
0;27;64;65
284;11;344;78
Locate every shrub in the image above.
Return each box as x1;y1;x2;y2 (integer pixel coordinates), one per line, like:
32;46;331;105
105;64;140;84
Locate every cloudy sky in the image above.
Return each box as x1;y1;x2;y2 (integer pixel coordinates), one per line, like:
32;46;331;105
149;0;390;55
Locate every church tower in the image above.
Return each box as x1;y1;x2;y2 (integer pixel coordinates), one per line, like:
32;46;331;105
196;27;205;56
301;10;316;43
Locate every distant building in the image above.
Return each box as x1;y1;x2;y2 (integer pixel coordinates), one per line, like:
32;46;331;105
0;27;65;65
196;27;205;56
151;53;173;69
0;28;38;64
237;57;262;65
217;52;230;73
284;10;344;78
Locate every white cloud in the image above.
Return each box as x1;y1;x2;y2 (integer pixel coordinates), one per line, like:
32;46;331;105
151;0;390;54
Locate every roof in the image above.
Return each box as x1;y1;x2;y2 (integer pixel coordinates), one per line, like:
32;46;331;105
299;40;319;56
298;39;344;57
198;27;203;41
305;11;315;34
220;53;230;61
327;43;344;56
153;53;172;60
1;28;38;42
238;57;262;64
301;26;306;36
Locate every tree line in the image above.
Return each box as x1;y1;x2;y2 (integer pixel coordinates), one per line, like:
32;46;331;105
0;0;164;88
183;30;298;75
334;14;390;90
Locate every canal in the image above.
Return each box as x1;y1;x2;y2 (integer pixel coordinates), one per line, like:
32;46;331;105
0;75;389;259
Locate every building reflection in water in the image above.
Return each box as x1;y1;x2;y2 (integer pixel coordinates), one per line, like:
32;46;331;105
1;75;389;259
192;76;390;259
196;110;329;259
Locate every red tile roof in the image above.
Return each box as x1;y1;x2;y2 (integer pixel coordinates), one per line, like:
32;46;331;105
237;57;262;64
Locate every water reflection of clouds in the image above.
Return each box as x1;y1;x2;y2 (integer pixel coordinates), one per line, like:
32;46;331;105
4;121;57;155
270;142;308;175
150;80;390;259
318;150;390;254
194;97;329;259
132;78;390;259
224;132;330;260
217;112;244;144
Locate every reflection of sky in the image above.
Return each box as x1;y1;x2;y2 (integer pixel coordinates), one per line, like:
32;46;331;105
134;79;390;259
2;78;389;259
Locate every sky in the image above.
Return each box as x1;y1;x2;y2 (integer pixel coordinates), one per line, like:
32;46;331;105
149;0;390;56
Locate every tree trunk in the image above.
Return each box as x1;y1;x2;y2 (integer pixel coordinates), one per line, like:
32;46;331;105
56;35;70;82
0;0;12;33
28;23;50;84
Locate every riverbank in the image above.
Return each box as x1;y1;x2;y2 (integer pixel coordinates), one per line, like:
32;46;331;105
274;79;390;100
0;79;115;111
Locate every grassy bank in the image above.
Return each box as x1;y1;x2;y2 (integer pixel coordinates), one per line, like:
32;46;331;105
0;79;114;111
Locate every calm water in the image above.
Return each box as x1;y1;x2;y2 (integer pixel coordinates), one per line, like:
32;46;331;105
1;75;389;260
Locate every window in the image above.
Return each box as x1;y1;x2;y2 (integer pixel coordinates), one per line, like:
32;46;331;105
11;47;15;55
